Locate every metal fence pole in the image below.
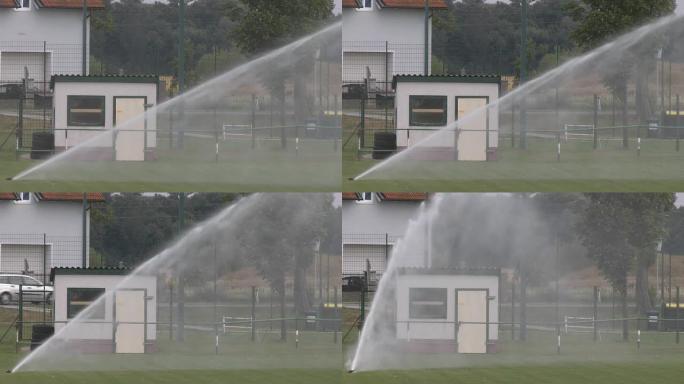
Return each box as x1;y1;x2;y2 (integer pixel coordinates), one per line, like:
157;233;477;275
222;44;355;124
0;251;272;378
334;287;338;344
677;286;680;344
511;103;516;148
43;233;47;322
251;286;256;342
593;95;599;150
43;41;47;131
18;285;23;341
511;280;515;341
169;283;173;341
593;286;598;342
251;94;257;150
385;40;389;131
676;95;680;152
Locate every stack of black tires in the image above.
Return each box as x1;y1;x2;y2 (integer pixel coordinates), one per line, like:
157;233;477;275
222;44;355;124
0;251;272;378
30;324;54;351
31;132;55;160
372;132;397;160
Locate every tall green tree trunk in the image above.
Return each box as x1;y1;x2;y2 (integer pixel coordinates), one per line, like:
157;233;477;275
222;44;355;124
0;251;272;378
294;254;311;314
636;253;654;314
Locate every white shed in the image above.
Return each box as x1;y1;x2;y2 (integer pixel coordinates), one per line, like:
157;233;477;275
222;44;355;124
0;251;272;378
393;75;500;161
51;75;158;161
395;268;500;354
50;267;157;354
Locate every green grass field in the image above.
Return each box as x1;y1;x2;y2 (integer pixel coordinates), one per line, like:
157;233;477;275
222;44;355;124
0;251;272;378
342;116;684;192
342;328;684;383
0;324;342;383
2;306;684;383
0;117;340;192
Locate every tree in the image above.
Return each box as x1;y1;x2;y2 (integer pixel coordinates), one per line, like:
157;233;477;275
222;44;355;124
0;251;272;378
233;194;334;339
578;193;674;340
432;0;578;76
233;0;333;55
90;193;238;267
664;206;684;255
569;0;675;122
233;0;334;123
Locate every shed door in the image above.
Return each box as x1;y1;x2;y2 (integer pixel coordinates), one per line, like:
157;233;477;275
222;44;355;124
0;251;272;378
457;290;487;354
115;290;146;353
114;97;145;161
456;97;488;161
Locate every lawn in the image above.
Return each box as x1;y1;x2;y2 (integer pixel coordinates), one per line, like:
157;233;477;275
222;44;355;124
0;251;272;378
342;328;684;384
0;117;341;192
344;362;684;384
0;325;342;383
342;116;684;192
339;300;684;383
2;305;684;383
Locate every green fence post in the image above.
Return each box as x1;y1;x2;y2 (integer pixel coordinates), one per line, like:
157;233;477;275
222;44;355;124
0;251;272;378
251;286;256;342
18;285;23;341
334;286;338;344
676;95;680;152
593;286;598;342
251;94;256;150
593;95;599;150
677;286;680;344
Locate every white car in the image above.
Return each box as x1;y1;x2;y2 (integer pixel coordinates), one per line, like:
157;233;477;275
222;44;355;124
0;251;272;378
0;274;53;305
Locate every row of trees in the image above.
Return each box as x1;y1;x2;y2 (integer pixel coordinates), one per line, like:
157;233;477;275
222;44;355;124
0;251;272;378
505;193;680;341
90;193;341;321
433;0;580;77
89;0;335;86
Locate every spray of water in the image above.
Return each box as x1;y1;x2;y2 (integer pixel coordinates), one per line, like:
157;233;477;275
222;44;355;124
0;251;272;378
13;193;339;373
353;14;684;182
349;194;559;371
13;22;341;189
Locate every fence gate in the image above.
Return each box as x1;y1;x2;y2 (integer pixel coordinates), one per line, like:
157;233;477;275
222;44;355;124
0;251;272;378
114;289;146;353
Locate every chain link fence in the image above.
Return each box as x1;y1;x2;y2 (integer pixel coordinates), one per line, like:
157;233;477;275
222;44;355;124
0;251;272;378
0;41;82;155
0;233;82;284
342;232;403;277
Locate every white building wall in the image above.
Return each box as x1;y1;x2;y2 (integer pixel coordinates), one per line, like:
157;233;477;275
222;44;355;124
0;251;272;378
395;81;500;151
342;6;432;82
53;81;158;149
342;198;423;275
395;274;499;342
0;6;89;81
0;199;87;270
53;274;157;341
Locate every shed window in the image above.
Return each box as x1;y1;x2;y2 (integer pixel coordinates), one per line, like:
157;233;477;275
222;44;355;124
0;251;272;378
67;288;105;319
409;96;447;126
67;96;105;127
409;288;447;319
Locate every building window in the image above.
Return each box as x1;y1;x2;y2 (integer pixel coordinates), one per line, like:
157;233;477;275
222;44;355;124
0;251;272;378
409;288;447;319
67;288;106;319
15;0;31;10
359;0;373;10
14;192;32;204
409;95;448;126
67;96;106;127
357;192;375;204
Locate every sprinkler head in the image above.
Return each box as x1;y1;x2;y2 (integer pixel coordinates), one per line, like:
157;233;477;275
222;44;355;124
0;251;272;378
5;177;12;181
6;370;11;374
347;177;355;181
347;369;355;374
